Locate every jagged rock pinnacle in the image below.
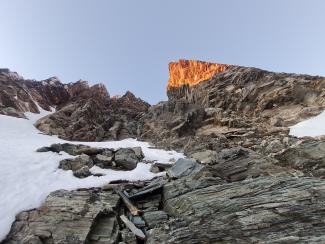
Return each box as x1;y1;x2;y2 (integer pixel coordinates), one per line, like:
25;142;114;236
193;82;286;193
167;59;230;90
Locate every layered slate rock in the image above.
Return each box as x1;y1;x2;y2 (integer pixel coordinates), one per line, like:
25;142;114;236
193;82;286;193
191;147;298;182
3;189;120;244
147;175;325;243
276;140;325;178
3;61;325;243
138;61;325;155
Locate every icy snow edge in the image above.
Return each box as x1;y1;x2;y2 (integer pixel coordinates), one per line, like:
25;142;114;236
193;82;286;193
289;111;325;138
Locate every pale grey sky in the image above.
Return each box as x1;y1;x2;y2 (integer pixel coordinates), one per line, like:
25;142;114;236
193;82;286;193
0;0;324;103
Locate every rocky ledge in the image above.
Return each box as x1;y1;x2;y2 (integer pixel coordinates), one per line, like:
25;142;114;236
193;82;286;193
139;60;325;156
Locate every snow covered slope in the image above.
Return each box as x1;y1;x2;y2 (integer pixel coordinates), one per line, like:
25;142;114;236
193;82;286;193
0;108;184;241
290;111;325;137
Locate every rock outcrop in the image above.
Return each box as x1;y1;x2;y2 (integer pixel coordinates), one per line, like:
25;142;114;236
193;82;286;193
4;189;121;244
139;61;325;155
35;91;149;141
0;69;109;118
0;68;149;141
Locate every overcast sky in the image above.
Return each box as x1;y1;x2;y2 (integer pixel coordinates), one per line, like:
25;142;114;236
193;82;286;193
0;0;324;103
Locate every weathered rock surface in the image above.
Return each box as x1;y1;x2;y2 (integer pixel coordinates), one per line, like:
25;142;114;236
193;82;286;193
203;146;298;182
59;155;94;178
35;91;149;141
3;189;120;244
0;69;109;118
114;148;144;170
0;69;149;141
276;140;325;178
148;175;325;243
166;158;203;179
139;61;325;155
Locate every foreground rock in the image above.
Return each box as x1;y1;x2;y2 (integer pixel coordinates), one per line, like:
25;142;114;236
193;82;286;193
4;189;120;243
6;165;325;243
147;175;325;243
139;60;325;155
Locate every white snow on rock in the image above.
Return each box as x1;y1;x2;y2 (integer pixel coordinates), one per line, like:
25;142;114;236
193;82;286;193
0;107;184;241
289;111;325;137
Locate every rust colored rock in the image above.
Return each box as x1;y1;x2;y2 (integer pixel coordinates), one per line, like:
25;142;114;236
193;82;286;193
167;59;230;90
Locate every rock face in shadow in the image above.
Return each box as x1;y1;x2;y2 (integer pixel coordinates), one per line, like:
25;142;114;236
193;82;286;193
35;91;149;141
0;69;109;118
0;69;149;141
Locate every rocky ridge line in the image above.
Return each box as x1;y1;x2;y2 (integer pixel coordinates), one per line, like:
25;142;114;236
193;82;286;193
0;69;110;118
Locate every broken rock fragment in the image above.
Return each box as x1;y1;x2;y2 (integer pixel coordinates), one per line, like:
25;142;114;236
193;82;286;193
166;158;203;179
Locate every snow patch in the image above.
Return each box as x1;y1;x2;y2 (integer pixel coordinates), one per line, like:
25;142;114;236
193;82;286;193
289;111;325;137
0;108;184;241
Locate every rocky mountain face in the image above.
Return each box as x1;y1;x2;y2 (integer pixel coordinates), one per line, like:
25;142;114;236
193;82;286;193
139;60;325;155
35;91;149;141
0;69;109;118
2;61;325;243
0;68;149;141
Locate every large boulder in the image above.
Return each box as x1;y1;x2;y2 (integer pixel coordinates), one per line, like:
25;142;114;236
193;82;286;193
59;154;93;178
114;148;144;170
93;149;114;168
147;176;325;243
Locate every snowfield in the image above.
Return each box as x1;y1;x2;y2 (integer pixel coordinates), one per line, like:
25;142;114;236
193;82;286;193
290;111;325;137
0;108;184;241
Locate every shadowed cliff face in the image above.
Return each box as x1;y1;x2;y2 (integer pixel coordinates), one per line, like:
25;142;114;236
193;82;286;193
167;59;230;96
0;69;109;118
0;69;149;141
